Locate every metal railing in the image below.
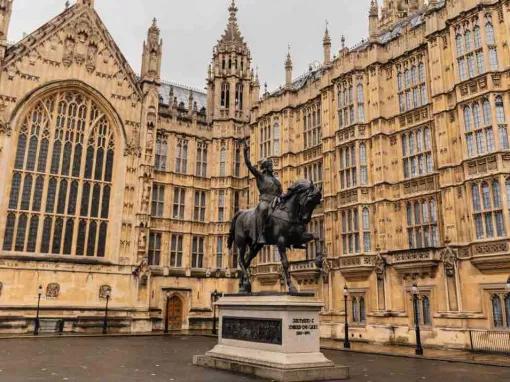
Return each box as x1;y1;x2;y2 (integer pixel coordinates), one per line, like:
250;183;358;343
469;330;510;354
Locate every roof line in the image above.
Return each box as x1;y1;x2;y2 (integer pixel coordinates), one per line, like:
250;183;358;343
160;79;206;96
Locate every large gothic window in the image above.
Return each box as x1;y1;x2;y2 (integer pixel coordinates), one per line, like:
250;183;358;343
3;91;115;258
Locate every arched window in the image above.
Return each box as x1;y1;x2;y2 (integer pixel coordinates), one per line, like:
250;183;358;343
273;122;280;155
221;82;230;108
464;30;472;52
505;295;510;328
422;296;431;326
492;295;504;327
482;99;492;126
235;83;243;110
359;297;366;323
473;25;482;49
464;106;473;131
481;182;491;210
485;19;495;45
3;90;115;257
496;96;506;124
359;143;368;185
352;297;359;323
362;207;371;252
219;145;227;177
455;34;463;56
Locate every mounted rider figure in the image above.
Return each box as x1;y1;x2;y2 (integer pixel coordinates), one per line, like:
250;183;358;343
243;140;282;245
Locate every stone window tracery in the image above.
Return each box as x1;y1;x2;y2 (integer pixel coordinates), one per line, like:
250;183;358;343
191;236;204;269
303;161;323;189
341;208;361;255
196;141;208;178
337;81;354;128
148;231;161;266
170;234;183;268
194;190;206;222
175;139;188;174
3;91;115;258
471;180;505;240
303;104;321;149
490;293;510;329
396;57;428;113
462;96;509;157
406;198;438;249
155;134;167;171
402;126;433;178
172;187;186;220
151;184;165;217
306;218;324;260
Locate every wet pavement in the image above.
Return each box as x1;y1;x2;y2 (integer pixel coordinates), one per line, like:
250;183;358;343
0;335;509;381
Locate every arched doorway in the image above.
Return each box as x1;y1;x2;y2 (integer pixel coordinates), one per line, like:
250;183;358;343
167;295;183;330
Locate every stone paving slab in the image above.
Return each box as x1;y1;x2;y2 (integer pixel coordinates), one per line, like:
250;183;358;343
0;335;508;381
322;338;510;368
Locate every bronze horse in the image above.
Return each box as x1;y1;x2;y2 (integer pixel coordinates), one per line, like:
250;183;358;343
228;179;322;293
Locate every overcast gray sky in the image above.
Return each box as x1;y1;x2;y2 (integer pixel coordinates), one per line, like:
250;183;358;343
9;0;369;92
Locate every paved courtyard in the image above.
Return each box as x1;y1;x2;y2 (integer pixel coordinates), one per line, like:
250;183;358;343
0;335;509;382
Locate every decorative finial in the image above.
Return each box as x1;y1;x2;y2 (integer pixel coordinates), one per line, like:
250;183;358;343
152;17;157;27
323;20;331;45
229;0;238;20
341;35;346;49
264;82;268;94
65;0;70;9
285;44;292;69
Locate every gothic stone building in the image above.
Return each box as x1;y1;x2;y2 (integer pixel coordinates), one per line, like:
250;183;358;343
0;0;509;351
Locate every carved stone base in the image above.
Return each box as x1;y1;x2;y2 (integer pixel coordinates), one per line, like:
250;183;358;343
193;294;349;381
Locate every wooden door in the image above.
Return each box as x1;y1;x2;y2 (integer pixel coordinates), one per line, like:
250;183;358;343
167;296;183;330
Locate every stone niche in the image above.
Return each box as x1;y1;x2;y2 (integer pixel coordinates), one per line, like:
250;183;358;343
193;293;349;381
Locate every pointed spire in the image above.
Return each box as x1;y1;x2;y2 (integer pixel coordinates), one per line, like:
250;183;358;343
285;44;292;69
219;0;244;45
323;21;332;65
77;0;95;7
370;0;379;16
323;20;331;46
285;45;293;88
141;17;163;82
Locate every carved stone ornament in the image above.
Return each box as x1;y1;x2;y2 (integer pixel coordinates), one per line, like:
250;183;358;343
61;16;100;72
99;285;112;299
375;254;386;280
46;283;60;298
441;246;457;277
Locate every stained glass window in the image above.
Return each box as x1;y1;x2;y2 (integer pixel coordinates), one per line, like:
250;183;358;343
3;91;115;258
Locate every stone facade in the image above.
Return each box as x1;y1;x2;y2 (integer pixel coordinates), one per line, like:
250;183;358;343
0;0;508;351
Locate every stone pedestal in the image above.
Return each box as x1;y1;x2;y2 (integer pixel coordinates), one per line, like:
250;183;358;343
193;293;349;381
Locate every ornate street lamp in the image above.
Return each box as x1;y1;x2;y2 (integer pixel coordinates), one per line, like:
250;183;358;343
34;285;43;336
343;285;351;349
211;290;221;336
412;283;424;356
164;291;171;334
102;289;111;335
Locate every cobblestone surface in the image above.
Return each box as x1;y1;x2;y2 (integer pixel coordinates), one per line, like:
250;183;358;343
0;335;509;381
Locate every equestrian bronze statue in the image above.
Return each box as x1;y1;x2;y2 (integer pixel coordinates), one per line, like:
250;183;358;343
228;140;323;293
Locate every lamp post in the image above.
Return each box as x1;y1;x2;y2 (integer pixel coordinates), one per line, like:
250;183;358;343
102;289;111;335
412;283;424;356
211;290;221;335
343;285;351;349
34;285;43;336
164;292;171;334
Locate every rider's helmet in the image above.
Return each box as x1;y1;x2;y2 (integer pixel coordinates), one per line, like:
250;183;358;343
261;159;273;173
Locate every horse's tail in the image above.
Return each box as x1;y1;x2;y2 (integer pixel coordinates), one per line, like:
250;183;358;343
228;211;242;250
